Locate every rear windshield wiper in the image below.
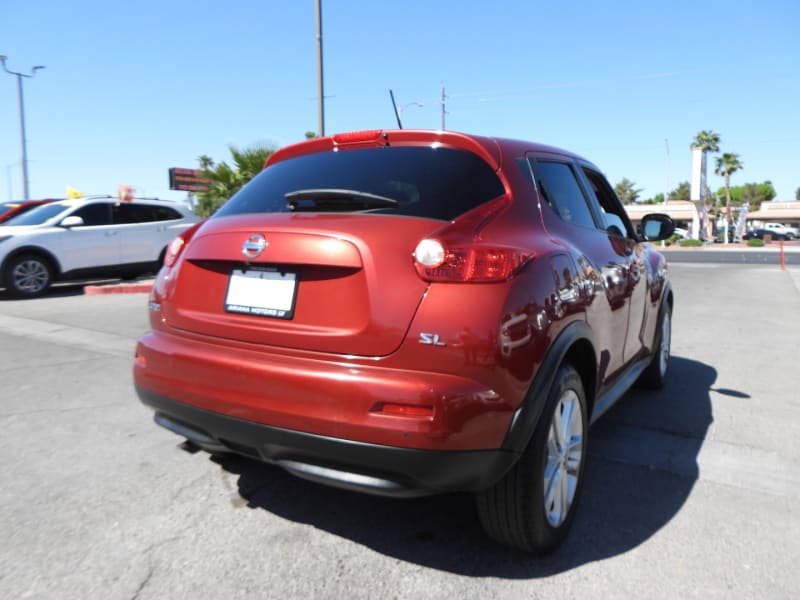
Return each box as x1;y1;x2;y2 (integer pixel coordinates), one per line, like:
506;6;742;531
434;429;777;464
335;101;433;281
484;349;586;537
285;189;399;212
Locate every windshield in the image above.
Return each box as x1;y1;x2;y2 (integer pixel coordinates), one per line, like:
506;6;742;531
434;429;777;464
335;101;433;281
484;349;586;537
214;146;505;222
3;201;72;226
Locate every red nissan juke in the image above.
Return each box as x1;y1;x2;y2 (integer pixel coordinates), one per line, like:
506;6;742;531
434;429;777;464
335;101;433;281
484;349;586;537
134;129;675;552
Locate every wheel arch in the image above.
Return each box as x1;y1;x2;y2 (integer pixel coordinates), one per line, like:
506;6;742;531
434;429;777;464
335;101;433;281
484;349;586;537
1;245;62;277
501;320;597;453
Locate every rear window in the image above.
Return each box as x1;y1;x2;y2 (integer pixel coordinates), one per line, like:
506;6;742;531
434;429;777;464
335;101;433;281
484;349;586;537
214;146;505;221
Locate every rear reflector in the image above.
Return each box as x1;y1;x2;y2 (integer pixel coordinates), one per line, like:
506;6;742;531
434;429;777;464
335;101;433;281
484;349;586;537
374;403;434;418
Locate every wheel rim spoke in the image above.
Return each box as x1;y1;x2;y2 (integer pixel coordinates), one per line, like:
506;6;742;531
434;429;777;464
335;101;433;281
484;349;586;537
659;313;671;375
543;388;583;528
14;261;48;292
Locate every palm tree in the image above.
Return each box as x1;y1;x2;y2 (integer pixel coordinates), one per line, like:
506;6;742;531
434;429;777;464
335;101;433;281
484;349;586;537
614;178;642;205
715;153;743;244
691;130;720;153
690;131;720;240
196;145;275;216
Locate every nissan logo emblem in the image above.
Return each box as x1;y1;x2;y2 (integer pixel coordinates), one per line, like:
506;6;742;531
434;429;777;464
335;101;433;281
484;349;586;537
242;234;267;259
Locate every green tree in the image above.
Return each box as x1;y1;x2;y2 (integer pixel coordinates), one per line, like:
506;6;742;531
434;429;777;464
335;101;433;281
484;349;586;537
738;182;775;211
669;181;691;200
195;145;276;216
641;193;663;204
614;178;642;204
715;153;743;243
713;182;773;211
795;187;800;201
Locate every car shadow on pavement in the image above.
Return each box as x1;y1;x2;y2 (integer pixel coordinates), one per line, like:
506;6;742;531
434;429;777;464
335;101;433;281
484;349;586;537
215;355;718;576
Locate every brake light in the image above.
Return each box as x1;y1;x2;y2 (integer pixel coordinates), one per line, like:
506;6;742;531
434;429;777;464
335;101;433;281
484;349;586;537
414;241;531;282
163;219;205;268
412;195;531;282
332;130;384;145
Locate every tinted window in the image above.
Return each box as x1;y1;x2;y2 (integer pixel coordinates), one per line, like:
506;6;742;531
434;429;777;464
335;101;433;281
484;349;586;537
531;160;597;229
72;203;113;226
113;203;183;224
215;146;505;222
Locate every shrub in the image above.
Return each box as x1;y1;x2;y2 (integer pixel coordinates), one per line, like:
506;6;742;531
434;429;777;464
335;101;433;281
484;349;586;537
679;239;703;247
746;238;765;248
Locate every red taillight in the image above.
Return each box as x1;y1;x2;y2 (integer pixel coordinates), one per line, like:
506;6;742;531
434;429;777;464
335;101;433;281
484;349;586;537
414;242;531;282
412;195;531;282
163;219;205;268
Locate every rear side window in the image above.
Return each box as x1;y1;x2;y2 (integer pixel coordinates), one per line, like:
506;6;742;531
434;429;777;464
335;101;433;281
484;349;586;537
113;203;184;224
530;160;597;230
215;146;505;222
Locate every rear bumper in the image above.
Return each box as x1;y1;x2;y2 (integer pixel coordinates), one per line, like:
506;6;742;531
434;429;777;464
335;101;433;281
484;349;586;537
137;386;519;497
133;329;517;451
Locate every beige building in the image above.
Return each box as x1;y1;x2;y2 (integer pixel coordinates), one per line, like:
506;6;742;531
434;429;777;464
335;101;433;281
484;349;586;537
624;200;700;234
625;200;800;237
746;201;800;229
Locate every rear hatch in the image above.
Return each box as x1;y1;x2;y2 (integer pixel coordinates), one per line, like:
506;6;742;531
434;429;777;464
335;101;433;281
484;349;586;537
161;138;507;357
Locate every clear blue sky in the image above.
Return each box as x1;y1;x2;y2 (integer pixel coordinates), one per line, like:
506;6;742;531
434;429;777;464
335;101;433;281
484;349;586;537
2;0;798;204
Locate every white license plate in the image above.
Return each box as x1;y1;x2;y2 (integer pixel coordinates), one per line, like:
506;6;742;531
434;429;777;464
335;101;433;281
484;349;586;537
224;268;297;319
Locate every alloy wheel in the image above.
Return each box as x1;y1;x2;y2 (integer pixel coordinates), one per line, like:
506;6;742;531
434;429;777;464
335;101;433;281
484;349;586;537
12;259;50;294
659;311;672;377
543;389;584;528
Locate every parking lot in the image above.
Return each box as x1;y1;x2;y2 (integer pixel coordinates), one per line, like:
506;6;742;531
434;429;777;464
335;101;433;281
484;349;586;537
1;262;799;599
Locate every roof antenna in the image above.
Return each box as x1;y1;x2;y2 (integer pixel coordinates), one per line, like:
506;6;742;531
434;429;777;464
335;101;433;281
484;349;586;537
389;89;402;129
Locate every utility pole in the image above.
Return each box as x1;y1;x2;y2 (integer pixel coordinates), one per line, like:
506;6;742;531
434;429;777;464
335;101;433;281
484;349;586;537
1;55;45;200
315;0;325;137
440;85;447;130
664;138;670;204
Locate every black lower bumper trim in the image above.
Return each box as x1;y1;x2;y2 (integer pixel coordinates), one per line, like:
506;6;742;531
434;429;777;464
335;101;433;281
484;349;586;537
137;386;519;497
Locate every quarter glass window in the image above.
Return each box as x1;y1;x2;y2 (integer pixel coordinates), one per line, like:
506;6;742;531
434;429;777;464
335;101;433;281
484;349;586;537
532;161;597;229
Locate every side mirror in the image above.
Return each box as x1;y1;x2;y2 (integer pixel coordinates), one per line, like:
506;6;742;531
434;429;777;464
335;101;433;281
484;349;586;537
60;216;85;228
641;213;675;241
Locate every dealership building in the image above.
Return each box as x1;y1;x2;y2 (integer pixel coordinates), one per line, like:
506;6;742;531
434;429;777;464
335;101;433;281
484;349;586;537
624;200;800;238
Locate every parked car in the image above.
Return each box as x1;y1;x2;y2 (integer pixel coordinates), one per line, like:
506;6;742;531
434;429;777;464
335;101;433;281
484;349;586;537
763;223;796;239
0;196;199;297
743;228;792;241
134;129;675;553
0;199;59;224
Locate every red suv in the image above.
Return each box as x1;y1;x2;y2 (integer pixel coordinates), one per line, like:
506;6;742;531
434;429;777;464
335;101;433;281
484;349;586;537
134;129;674;552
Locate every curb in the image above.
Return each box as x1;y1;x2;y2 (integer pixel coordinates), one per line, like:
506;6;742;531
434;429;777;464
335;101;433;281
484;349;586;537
84;281;154;295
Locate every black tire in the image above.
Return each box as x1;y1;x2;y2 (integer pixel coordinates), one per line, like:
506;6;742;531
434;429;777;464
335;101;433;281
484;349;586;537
637;302;672;389
477;364;588;553
3;253;54;298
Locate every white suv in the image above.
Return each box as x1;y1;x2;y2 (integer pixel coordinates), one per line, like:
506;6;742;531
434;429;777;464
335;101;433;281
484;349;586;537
0;196;199;297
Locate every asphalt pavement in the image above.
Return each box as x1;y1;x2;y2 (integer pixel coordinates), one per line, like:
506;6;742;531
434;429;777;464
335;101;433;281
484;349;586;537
0;261;798;599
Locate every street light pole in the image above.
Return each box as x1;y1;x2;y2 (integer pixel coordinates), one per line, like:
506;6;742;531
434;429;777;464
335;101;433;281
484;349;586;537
1;55;45;200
